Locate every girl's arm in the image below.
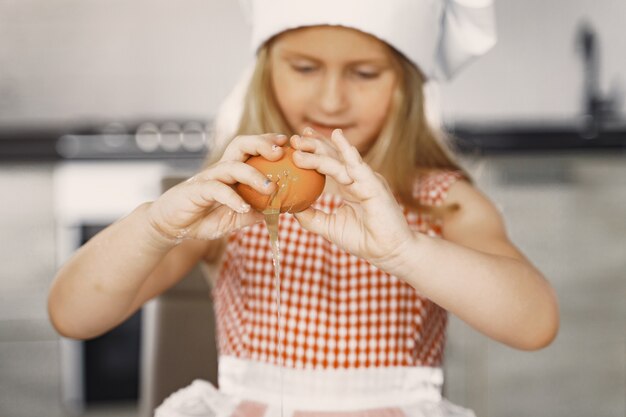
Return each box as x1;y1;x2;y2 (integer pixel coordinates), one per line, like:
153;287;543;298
48;134;287;340
48;204;216;340
382;180;559;350
292;129;559;351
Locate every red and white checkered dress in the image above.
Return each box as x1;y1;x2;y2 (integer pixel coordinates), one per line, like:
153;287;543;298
156;171;474;417
215;170;462;372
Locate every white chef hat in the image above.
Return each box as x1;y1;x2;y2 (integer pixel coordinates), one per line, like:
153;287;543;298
239;0;497;81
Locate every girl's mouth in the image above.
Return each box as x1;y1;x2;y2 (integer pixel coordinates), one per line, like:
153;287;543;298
306;120;353;137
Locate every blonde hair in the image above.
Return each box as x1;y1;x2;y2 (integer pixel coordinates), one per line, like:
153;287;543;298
208;40;469;213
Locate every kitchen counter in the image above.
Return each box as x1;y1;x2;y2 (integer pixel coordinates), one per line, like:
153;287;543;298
0;120;211;162
2;120;626;162
0;125;65;161
449;121;626;154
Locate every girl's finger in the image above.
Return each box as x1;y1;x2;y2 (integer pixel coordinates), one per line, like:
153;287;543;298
292;207;333;242
187;180;253;214
302;126;326;139
291;128;339;156
292;150;353;185
330;129;363;166
220;133;288;162
196;161;276;195
195;205;264;239
290;134;322;153
330;129;379;183
330;129;389;199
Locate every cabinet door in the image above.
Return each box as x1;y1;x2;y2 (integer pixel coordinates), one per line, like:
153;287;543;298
445;154;626;417
0;163;68;417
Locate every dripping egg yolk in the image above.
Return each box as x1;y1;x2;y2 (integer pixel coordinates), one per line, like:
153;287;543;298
236;146;325;213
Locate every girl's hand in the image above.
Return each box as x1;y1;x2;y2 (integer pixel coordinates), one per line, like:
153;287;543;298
292;126;341;161
291;128;415;270
147;133;288;244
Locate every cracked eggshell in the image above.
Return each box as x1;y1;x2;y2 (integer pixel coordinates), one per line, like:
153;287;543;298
235;146;326;213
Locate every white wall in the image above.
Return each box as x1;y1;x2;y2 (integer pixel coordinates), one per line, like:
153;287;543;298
0;0;252;124
440;0;626;124
1;0;625;125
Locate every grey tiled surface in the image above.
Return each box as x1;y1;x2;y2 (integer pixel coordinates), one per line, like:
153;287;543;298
0;164;65;417
486;338;625;417
0;164;57;323
0;340;66;417
0;339;137;417
445;154;626;417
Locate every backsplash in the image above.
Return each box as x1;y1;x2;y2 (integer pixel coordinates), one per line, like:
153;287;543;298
0;0;625;125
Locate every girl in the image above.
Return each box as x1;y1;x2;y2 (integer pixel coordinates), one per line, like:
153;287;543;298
48;1;559;416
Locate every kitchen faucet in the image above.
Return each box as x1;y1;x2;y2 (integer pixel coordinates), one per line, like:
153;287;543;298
577;21;621;139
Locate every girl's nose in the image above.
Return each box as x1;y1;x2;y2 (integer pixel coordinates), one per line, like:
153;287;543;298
317;73;348;115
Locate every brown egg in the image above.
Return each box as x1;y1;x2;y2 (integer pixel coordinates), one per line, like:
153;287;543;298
236;146;325;213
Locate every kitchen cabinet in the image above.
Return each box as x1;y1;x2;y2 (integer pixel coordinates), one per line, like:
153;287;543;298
0;163;67;417
445;152;626;417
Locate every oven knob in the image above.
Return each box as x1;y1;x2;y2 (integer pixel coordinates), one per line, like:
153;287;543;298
181;122;207;152
135;123;160;153
160;122;182;152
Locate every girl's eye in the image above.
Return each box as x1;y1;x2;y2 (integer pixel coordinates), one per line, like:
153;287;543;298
353;69;380;80
291;65;318;74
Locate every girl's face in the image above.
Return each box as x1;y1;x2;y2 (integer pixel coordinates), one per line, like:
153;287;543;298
269;26;399;154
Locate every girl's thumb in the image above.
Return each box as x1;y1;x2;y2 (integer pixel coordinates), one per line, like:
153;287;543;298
293;207;328;239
